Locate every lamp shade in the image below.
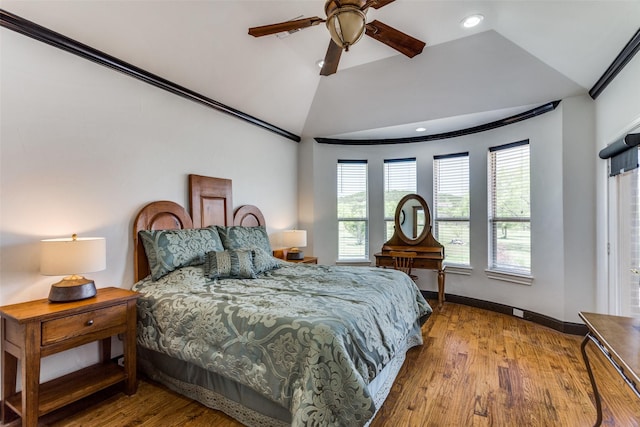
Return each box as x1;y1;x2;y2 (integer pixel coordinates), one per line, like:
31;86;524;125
325;5;366;50
282;230;307;249
41;236;106;276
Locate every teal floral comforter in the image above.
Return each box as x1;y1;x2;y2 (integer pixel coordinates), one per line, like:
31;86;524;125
133;263;431;426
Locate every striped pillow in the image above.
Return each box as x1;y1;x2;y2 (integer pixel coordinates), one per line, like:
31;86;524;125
204;250;256;279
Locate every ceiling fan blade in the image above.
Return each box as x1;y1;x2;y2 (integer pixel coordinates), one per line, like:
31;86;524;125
365;20;425;58
320;40;343;76
248;17;324;37
365;0;396;9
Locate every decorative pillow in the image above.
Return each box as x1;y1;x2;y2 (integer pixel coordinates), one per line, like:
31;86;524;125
217;225;272;254
252;247;283;274
139;227;224;281
204;250;256;279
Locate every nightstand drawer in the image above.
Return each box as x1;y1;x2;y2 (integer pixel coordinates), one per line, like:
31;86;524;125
41;304;126;346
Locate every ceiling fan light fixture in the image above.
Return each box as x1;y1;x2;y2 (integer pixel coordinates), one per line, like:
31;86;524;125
325;5;367;50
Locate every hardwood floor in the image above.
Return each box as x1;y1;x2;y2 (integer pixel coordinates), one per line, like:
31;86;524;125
14;301;640;426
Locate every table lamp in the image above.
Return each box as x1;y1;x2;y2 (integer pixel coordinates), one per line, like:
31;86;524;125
283;230;307;260
41;234;106;302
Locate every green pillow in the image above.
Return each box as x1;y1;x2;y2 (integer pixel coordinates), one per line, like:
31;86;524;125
139;227;224;281
204;250;256;279
252;247;283;274
217;225;272;254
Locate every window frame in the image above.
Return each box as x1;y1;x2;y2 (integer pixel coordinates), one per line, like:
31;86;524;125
383;158;417;241
487;140;532;281
610;161;640;317
337;160;369;262
433;152;470;267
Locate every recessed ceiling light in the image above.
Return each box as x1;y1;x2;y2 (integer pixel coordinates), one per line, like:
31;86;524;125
316;59;325;68
415;127;427;132
461;14;484;29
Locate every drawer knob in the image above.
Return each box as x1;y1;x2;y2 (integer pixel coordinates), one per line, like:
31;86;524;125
86;319;94;326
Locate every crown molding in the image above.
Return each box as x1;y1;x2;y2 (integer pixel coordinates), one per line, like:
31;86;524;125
315;101;560;145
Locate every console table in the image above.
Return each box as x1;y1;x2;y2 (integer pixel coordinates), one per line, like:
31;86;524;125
578;311;640;426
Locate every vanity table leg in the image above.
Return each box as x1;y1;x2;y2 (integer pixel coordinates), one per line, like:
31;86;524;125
437;268;445;308
580;334;603;427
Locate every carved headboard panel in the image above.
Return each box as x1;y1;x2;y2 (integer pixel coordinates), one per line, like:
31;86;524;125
233;205;266;226
189;174;233;228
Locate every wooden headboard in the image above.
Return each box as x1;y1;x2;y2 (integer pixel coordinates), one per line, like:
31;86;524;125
233;204;266;226
133;175;266;282
189;174;233;228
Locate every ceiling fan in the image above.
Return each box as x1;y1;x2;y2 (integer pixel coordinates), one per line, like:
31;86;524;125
248;0;426;76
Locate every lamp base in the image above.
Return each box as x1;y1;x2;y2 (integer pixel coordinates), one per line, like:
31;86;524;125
287;250;304;260
48;276;97;302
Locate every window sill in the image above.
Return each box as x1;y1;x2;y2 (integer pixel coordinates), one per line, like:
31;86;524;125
485;269;533;285
443;264;472;276
336;259;372;266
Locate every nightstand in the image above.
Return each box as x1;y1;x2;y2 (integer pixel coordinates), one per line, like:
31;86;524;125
0;287;139;427
288;256;318;264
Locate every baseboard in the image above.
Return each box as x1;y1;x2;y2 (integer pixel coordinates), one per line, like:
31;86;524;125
422;291;588;336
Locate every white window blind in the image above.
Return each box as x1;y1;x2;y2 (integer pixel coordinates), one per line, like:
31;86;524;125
619;163;640;317
630;166;640;316
434;153;470;266
384;158;417;240
488;140;531;274
337;160;368;260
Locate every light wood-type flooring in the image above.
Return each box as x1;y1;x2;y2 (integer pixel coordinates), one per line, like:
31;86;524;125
12;301;640;426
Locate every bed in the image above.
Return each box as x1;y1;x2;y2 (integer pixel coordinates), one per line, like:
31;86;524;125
131;174;432;426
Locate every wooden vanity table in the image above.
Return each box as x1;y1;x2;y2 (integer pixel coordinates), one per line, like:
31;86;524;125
375;194;446;307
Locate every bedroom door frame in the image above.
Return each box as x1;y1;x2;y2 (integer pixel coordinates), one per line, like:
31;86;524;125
606;153;639;317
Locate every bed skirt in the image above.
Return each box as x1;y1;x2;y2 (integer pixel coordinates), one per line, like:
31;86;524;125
137;325;422;427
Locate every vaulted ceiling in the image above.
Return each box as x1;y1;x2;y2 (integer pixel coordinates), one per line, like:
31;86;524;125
2;1;639;140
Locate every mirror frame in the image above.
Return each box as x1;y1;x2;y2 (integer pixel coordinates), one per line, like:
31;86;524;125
394;194;431;245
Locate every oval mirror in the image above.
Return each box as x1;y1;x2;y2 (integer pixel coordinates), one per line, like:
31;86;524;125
395;194;431;245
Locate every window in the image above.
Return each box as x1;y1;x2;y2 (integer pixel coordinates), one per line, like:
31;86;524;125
337;160;368;260
488;140;531;275
433;153;470;266
600;133;640;315
384;158;417;240
614;162;640;317
629;167;640;316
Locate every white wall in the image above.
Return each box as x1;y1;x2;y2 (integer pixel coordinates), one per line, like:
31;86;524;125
301;97;598;323
594;53;640;146
0;22;298;383
561;96;597;320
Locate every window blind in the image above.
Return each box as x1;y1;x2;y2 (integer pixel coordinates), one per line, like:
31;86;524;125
337;160;369;260
632;168;640;316
488;140;531;274
599;133;640;177
384;158;416;240
433;152;470;265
